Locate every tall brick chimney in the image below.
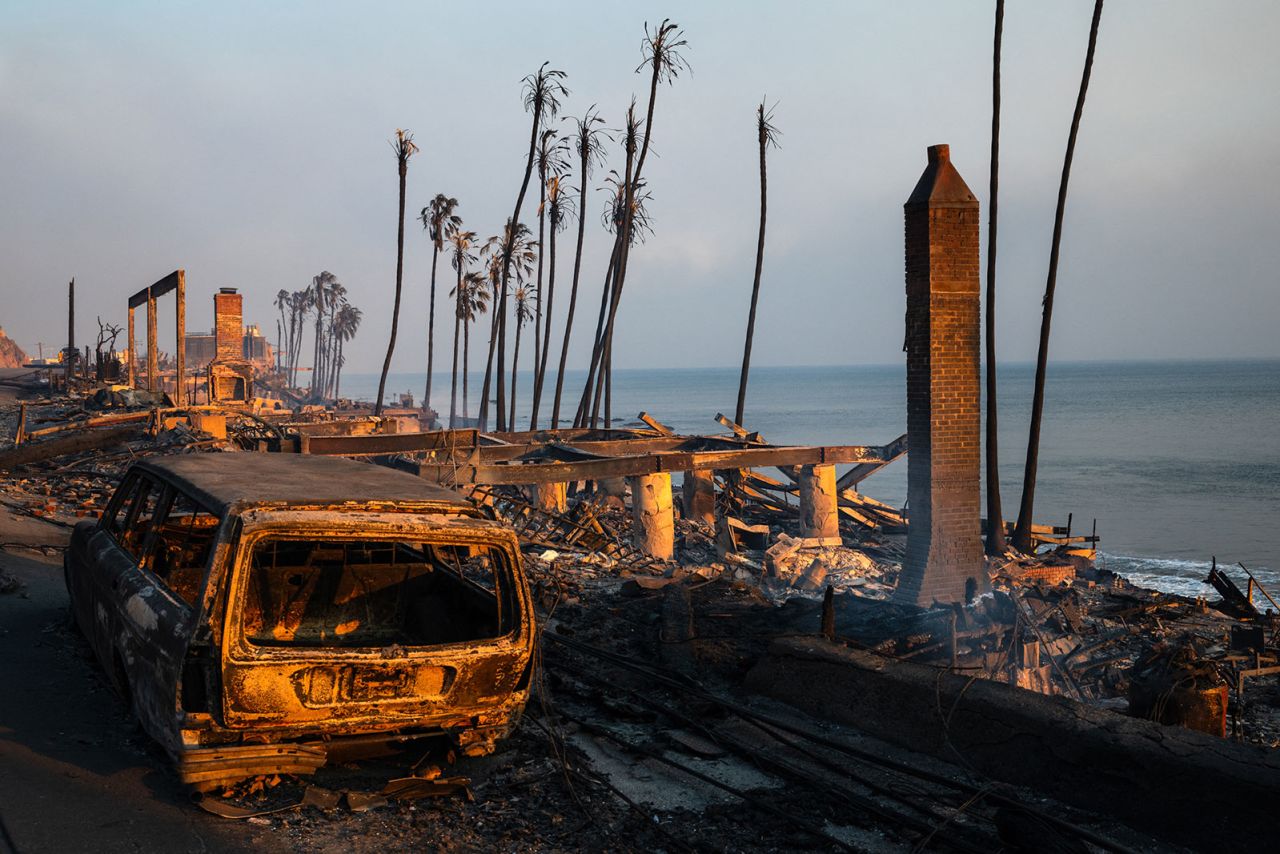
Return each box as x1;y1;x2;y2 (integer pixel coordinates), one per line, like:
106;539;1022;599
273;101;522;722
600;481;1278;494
896;144;985;607
213;287;243;362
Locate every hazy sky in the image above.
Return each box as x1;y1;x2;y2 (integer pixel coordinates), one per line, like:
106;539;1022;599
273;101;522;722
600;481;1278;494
3;1;1278;374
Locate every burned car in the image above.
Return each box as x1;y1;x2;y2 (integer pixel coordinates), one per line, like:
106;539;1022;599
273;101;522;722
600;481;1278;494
65;453;534;788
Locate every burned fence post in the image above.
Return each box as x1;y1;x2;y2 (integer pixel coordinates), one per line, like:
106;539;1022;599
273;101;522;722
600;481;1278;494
681;468;717;526
797;463;840;542
895;144;985;607
628;471;674;560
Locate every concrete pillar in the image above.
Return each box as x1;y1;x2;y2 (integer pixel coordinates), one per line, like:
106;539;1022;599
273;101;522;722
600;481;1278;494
532;481;568;514
798;464;840;542
681;469;716;526
895;144;984;607
628;472;674;560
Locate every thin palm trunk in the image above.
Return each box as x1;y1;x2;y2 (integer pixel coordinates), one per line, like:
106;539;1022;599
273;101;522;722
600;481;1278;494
463;319;471;418
985;0;1008;555
450;268;462;427
552;150;592;428
531;213;558;429
590;139;638;428
1013;0;1104;552
532;171;546;412
376;133;415;417
735;104;772;427
335;339;344;398
425;244;440;409
575;242;620;426
480;100;544;433
511;319;523;425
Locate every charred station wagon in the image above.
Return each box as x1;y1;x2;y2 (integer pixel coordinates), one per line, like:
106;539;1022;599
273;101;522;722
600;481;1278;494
65;454;535;789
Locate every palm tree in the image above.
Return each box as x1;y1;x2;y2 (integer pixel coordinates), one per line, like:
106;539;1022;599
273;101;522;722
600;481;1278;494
331;302;362;398
735;100;781;427
287;288;312;387
551;108;609;428
477;62;568;433
273;289;289;372
509;284;534;425
578;20;689;427
309;271;339;400
421;194;461;411
530;169;575;429
985;0;1008;555
375;129;419;417
447;228;478;427
1013;0;1105;553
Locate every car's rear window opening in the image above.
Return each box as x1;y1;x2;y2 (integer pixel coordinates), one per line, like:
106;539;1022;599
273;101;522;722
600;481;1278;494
241;538;516;648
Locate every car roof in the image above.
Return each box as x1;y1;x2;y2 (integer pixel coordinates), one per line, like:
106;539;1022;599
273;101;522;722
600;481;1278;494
134;453;470;515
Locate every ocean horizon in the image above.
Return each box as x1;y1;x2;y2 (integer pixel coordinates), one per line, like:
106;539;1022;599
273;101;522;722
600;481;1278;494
336;358;1280;600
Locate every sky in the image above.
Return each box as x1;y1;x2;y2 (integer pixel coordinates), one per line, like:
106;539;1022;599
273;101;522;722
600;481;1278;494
2;1;1278;374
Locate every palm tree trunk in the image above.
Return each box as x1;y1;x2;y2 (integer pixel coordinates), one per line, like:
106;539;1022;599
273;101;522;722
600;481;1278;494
1012;0;1104;553
531;212;557;429
480;103;543;433
463;319;471;418
450;271;462;427
552;151;591;428
335;339;344;398
574;241;620;427
376;152;411;417
426;244;439;409
590;139;637;428
532;171;547;413
985;0;1008;555
311;286;325;400
735;107;770;427
511;320;523;426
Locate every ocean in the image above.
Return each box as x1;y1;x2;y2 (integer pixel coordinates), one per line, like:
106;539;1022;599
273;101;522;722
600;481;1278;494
339;360;1280;601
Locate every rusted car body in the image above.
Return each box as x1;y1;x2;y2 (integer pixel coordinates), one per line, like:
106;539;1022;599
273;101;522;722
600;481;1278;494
65;454;534;788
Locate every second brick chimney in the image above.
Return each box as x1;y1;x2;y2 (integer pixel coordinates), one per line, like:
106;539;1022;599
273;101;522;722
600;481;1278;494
213;287;243;362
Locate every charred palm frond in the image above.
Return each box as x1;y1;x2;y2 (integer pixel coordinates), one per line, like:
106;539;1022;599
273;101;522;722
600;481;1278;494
637;19;690;85
522;62;570;122
421;194;462;249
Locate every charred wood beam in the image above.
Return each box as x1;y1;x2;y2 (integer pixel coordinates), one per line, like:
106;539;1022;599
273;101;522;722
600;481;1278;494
415;443;896;486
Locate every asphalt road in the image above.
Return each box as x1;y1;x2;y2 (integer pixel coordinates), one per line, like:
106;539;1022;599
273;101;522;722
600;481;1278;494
0;511;252;853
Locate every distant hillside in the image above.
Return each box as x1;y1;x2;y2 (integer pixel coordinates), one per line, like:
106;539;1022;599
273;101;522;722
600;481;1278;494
0;327;29;368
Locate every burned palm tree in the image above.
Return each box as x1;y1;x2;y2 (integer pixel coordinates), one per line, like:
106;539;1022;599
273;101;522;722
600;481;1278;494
447;228;478;427
509;284;535;423
735;100;781;427
1013;0;1105;553
577;20;689;427
421;194;461;410
477;63;569;432
309;271;339;400
530;169;575;429
375;129;419;416
273;289;289;372
551;107;610;428
985;0;1008;555
527;130;570;429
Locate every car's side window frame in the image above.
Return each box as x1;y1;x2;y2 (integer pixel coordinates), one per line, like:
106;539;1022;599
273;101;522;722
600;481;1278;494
140;485;222;610
100;470;143;537
108;473;166;567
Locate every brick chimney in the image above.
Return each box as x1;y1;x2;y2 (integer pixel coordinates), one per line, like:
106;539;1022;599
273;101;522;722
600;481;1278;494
213;287;243;362
896;144;985;606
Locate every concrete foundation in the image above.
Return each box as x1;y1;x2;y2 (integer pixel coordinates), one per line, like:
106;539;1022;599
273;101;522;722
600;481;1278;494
628;472;674;560
797;464;839;542
681;469;716;526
